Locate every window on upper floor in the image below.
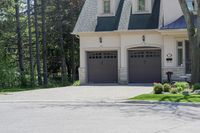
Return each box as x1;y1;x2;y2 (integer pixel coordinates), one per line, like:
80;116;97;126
103;0;111;14
187;0;197;11
138;0;146;12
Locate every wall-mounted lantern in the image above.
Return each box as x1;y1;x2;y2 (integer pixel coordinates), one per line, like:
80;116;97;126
99;37;102;43
142;35;145;42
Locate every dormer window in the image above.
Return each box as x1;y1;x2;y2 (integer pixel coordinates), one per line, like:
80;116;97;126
133;0;152;14
103;0;111;14
138;0;145;12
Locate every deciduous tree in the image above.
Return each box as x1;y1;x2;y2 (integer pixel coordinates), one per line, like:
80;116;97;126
179;0;200;83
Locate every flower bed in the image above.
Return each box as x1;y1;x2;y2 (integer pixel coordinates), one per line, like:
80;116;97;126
130;82;200;103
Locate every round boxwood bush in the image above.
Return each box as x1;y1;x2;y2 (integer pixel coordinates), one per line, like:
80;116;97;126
175;82;189;91
193;83;200;91
153;83;164;94
170;88;179;94
163;83;171;92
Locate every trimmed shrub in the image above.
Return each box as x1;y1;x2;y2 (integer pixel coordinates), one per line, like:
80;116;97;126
163;83;171;92
177;87;183;93
72;80;80;86
193;83;200;91
170;88;179;94
175;82;189;91
153;83;164;94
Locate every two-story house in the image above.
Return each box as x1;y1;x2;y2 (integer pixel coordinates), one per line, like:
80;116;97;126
73;0;196;84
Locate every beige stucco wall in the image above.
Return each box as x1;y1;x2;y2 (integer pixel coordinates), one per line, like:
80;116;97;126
78;30;188;84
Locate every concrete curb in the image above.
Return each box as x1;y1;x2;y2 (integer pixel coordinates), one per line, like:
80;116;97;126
123;100;200;107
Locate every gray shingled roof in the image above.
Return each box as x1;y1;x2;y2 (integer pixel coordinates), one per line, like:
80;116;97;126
73;0;161;33
73;0;98;33
162;15;197;29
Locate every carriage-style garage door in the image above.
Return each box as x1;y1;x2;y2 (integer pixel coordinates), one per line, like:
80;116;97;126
87;51;118;83
129;49;161;83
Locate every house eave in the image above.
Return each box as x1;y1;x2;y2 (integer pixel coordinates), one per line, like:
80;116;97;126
159;29;188;36
72;29;188;36
72;29;161;35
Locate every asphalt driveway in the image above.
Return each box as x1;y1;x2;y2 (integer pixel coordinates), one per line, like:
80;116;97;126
1;85;200;133
0;85;152;102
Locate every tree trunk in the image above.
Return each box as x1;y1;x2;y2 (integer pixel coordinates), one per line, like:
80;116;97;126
41;0;48;86
27;0;34;86
72;36;76;82
15;0;25;86
56;0;68;85
195;0;200;83
34;0;42;86
179;0;200;83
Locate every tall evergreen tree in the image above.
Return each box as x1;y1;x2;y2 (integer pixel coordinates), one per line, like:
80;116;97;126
27;0;34;86
56;0;68;85
34;0;42;85
15;0;25;86
41;0;48;86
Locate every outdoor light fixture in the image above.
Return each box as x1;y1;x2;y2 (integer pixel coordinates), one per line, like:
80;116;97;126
142;35;145;42
99;37;102;43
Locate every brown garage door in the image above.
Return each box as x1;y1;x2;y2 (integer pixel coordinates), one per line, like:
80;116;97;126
88;51;118;83
129;49;161;83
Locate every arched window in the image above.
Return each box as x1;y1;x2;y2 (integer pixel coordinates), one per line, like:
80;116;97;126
104;0;111;14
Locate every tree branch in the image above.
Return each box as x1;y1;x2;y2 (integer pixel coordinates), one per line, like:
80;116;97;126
179;0;196;38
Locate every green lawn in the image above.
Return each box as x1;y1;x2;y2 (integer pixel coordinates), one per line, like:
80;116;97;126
0;87;38;93
130;94;200;103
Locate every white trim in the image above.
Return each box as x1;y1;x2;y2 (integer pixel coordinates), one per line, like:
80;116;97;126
72;29;189;35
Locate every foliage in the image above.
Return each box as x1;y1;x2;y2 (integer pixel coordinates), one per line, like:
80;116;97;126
163;83;171;92
170;88;179;94
193;83;200;91
174;82;189;91
72;80;80;86
131;94;200;103
153;83;163;94
177;87;183;93
0;0;85;88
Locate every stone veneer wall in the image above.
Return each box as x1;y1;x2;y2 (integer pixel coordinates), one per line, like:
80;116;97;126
119;67;128;84
162;67;185;81
79;67;87;85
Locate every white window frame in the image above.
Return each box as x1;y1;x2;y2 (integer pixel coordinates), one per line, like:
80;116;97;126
133;0;152;14
176;41;185;67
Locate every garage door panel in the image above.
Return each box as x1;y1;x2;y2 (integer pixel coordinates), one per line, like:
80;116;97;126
129;50;161;83
88;51;118;83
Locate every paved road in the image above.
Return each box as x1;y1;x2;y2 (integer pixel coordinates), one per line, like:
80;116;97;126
0;86;200;133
